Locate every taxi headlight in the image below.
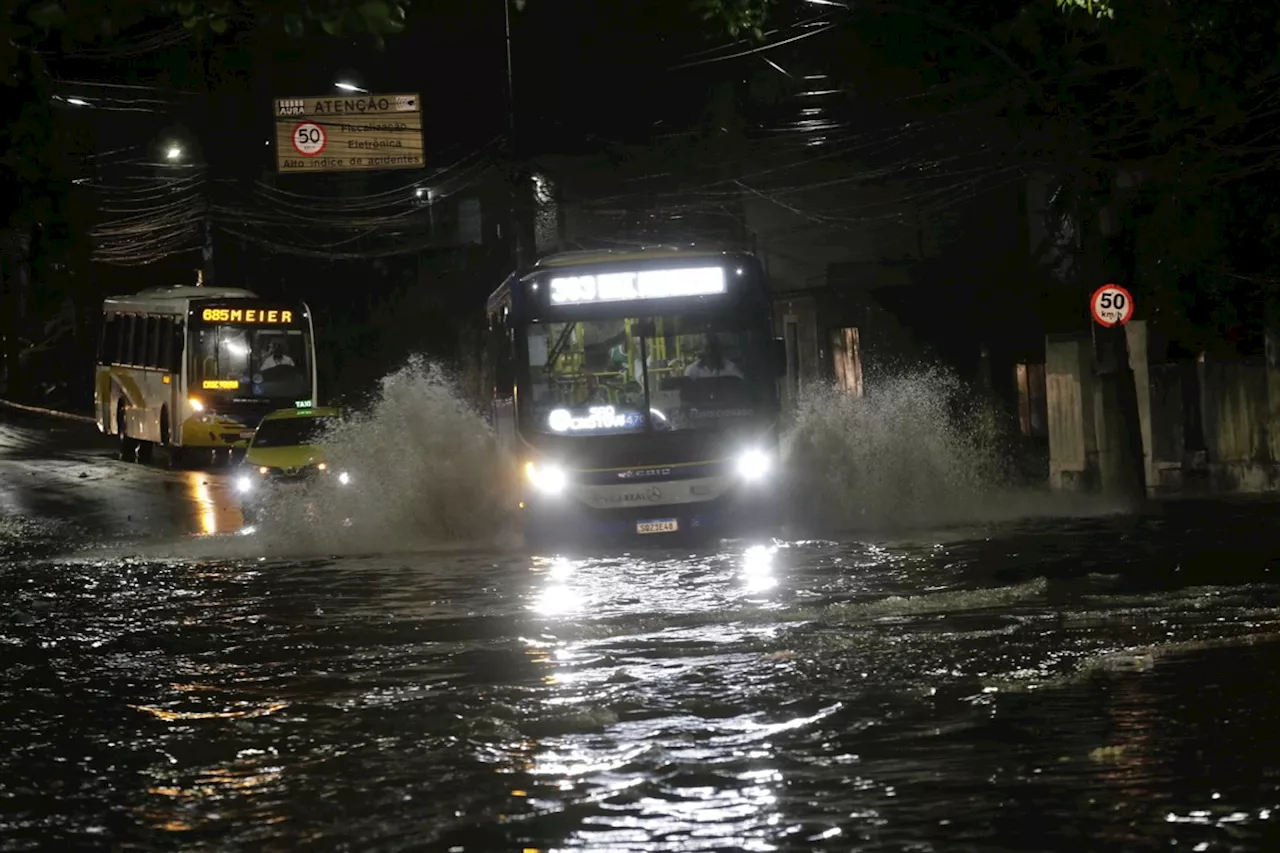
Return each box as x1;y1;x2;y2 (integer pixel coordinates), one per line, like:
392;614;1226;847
736;448;772;482
236;475;254;493
525;460;566;496
338;471;351;485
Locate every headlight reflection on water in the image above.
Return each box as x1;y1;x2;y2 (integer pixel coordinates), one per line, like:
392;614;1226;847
530;556;584;617
534;584;582;617
507;549;827;849
743;544;778;595
186;472;220;536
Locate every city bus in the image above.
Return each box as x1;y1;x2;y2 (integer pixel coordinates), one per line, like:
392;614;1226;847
95;285;318;465
485;248;785;543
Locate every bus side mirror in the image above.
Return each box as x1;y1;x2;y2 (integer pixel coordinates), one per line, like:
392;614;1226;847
772;337;787;378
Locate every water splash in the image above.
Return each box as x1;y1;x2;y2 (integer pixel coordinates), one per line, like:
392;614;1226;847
252;357;520;552
782;365;1114;533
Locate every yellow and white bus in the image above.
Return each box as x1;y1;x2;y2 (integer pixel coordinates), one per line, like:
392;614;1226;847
95;285;319;465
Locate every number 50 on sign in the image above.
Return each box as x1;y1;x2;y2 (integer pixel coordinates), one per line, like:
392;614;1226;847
1091;283;1134;327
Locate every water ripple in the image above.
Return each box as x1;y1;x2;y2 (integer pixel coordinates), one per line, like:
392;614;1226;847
5;508;1280;850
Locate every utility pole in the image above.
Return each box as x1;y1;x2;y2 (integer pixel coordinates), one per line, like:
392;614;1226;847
504;0;535;270
194;37;216;288
1089;190;1146;505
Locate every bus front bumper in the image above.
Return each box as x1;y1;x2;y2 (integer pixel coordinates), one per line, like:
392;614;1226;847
182;416;257;449
521;489;781;546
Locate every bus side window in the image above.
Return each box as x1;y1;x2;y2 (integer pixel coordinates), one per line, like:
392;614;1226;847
158;318;174;372
98;315;115;366
135;316;150;366
111;316;124;364
146;316;162;368
122;316;136;365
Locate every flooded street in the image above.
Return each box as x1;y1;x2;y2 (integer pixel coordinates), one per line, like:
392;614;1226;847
4;409;1280;851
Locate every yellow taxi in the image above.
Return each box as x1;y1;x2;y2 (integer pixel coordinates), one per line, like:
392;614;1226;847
234;406;347;523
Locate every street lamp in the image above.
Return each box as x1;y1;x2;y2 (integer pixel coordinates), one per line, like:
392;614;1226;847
335;81;368;93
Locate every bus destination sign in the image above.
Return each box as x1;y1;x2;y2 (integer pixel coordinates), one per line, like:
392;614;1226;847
199;307;298;324
548;266;727;306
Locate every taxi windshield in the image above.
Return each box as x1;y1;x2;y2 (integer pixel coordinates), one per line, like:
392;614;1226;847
251;416;335;448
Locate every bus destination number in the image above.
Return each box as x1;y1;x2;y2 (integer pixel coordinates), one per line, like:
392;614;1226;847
201;308;295;324
202;380;240;390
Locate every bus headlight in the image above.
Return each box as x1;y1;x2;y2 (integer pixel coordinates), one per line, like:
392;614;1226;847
736;448;772;482
188;397;205;413
525;460;567;496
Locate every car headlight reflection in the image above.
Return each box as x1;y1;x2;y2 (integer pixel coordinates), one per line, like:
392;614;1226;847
525;460;567;495
736;448;772;482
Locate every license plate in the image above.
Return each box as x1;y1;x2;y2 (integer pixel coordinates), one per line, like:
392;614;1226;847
636;518;678;535
240;431;256;438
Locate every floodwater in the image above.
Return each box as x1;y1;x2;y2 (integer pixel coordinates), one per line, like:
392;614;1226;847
4;368;1280;851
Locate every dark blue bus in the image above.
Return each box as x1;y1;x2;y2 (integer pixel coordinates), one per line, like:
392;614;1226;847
485;248;785;544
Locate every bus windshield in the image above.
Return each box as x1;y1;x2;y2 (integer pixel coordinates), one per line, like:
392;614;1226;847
524;315;771;435
192;326;312;400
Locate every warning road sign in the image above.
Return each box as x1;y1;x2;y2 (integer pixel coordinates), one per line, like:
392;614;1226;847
273;92;423;174
292;122;326;156
1091;283;1134;327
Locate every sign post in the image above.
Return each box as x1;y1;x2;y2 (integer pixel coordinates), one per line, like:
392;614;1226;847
273;93;423;174
1089;281;1146;502
1090;283;1134;327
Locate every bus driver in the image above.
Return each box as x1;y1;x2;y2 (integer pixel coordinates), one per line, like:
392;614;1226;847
684;336;742;380
260;340;295;371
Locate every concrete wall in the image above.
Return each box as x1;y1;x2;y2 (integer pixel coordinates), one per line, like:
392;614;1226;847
1045;333;1098;490
1197;359;1276;491
1146;363;1188;492
774;292;821;411
1046;323;1280;495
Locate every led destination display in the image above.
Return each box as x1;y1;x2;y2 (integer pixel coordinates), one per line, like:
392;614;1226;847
548;267;727;306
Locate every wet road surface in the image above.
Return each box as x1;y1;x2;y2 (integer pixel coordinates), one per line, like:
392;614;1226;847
4;409;1280;851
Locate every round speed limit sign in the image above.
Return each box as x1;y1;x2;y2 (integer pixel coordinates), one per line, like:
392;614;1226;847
291;122;327;157
1091;283;1134;327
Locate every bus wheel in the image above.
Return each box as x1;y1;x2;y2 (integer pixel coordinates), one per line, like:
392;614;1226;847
137;440;154;465
116;403;137;462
